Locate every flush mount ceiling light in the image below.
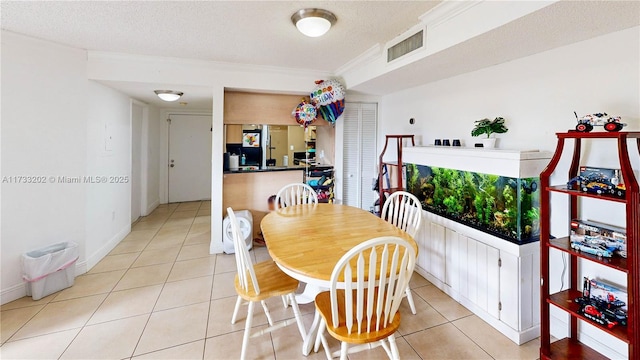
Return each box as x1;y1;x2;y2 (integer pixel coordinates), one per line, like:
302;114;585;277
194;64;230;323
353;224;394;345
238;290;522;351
154;90;183;102
291;8;337;37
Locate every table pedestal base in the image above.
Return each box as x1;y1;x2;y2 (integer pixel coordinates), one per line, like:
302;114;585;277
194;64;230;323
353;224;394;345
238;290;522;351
295;283;325;304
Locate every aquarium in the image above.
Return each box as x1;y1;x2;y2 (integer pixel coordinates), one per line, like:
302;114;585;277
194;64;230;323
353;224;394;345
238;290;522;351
406;163;540;243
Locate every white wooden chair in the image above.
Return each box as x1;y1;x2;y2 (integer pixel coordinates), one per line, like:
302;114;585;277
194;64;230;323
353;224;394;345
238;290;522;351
380;191;422;315
227;207;307;360
314;236;417;360
275;183;318;210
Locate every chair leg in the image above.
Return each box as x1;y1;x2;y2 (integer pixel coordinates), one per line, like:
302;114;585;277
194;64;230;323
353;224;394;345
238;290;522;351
340;342;348;360
405;287;417;315
281;295;289;308
231;296;242;324
314;317;326;352
319;326;332;360
288;293;307;339
388;335;400;360
380;339;392;358
240;301;255;360
261;300;274;326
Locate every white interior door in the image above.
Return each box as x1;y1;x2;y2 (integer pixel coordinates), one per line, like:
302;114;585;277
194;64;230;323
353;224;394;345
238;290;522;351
131;103;143;223
168;114;212;203
342;102;377;210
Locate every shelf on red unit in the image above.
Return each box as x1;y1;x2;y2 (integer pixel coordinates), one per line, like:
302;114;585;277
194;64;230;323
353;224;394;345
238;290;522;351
381;187;402;194
381;161;399;166
557;131;640;139
543;338;608;360
546;185;627;203
548;290;629;343
548;237;628;272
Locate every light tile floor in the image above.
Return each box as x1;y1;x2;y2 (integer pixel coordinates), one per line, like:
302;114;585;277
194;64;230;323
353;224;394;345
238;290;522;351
0;201;541;359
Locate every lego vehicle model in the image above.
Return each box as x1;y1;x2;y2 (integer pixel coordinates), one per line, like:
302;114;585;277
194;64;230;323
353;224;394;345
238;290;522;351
574;112;626;133
575;278;628;329
571;219;627;258
566;167;626;198
584;181;614;195
570;239;616;257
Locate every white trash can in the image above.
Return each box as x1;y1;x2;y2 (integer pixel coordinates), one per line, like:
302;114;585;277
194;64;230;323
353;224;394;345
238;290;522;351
22;242;79;300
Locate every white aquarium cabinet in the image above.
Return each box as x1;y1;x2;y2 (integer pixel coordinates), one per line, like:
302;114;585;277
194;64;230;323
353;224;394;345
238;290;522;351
404;146;551;344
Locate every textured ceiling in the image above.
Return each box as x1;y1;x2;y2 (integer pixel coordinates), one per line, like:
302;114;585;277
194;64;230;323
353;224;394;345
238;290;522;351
0;1;439;72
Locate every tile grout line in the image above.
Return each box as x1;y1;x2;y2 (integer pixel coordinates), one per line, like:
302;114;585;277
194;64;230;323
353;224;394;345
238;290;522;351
130;201;204;358
449;315;497;360
56;204;183;359
2;301;50;345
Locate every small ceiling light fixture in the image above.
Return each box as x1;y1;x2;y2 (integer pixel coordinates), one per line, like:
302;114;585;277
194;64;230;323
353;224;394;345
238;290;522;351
291;8;337;37
154;90;183;102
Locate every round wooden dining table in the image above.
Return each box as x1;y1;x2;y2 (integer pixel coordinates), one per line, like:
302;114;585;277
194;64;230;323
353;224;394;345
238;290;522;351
261;203;417;355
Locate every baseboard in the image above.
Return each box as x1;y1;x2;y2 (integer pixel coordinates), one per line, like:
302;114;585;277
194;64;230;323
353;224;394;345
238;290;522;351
0;282;27;305
145;199;160;216
0;226;131;306
84;225;131;272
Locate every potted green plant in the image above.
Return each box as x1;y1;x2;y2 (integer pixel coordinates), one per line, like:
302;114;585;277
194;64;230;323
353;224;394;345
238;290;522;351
471;117;508;148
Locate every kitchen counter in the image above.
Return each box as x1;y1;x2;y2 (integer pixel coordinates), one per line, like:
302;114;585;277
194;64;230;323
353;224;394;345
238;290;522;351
224;166;305;174
223;168;305;238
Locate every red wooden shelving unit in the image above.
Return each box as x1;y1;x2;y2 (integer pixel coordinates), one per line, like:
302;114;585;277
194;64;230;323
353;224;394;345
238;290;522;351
540;131;640;359
378;135;415;202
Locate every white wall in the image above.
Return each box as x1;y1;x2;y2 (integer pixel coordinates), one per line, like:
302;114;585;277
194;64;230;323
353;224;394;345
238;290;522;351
84;81;133;269
0;32;143;304
131;102;143;222
1;31;88;303
378;26;639;358
379;26;639;152
146;105;161;214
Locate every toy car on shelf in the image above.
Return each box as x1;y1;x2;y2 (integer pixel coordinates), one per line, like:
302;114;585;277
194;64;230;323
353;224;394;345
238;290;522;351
570;220;627;258
570;239;616;257
575;277;628;329
566;167;626;198
574;112;626;132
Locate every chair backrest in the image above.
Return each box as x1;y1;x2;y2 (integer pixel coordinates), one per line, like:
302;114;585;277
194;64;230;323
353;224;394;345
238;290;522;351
227;207;260;295
380;191;422;237
275;183;318;210
329;236;416;334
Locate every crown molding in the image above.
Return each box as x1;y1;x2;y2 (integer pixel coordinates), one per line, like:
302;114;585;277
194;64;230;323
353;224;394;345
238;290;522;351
419;0;482;28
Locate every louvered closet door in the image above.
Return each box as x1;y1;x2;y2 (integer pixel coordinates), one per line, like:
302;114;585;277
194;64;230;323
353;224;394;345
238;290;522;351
342;103;377;210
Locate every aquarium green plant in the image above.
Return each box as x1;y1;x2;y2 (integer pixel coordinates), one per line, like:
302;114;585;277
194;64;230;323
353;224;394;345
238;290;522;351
405;164;540;243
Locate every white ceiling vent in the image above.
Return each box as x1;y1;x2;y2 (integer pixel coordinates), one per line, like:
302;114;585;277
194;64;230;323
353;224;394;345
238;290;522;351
387;30;424;62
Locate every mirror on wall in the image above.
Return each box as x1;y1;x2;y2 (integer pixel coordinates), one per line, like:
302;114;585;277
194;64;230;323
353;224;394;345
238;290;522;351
224;125;317;169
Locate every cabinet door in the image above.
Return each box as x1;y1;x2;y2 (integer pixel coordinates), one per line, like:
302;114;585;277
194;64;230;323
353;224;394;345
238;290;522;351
445;228;459;290
458;235;469;299
415;212;429;272
486;247;500;319
429;223;446;283
499;252;519;330
226;125;243;144
464;237;500;317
